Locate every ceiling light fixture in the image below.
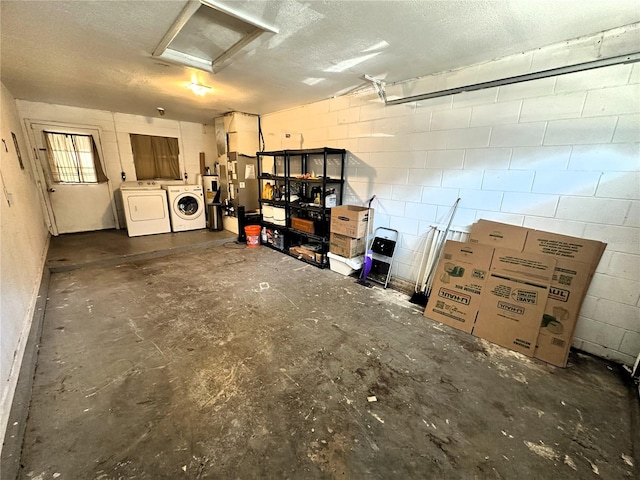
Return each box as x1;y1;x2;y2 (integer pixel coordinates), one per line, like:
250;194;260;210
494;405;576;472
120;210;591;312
188;82;212;96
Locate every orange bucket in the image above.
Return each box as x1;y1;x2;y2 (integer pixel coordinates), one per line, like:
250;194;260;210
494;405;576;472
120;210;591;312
244;225;261;248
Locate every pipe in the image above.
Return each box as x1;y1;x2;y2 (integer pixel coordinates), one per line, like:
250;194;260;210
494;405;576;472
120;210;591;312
370;52;640;107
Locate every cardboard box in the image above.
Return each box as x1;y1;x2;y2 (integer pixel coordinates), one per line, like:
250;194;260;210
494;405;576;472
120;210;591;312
523;230;606;271
228;131;259;156
330;233;366;258
534;258;592;367
291;217;315;234
470;220;607;273
467;220;607;365
489;248;557;285
330;205;373;238
281;132;302;150
223;111;259;133
290;245;317;262
424;241;495;333
469;219;528;251
472;249;556;356
473;276;550;356
540;258;592;339
535;333;573;368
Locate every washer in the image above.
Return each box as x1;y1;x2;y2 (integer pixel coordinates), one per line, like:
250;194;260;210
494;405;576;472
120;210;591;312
163;184;206;232
120;181;171;237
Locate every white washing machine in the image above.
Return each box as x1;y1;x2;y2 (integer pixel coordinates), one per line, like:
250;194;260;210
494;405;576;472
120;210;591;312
163;184;206;232
120;181;172;237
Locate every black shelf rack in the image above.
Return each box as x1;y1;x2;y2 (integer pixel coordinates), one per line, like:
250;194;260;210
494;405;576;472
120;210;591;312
256;147;346;268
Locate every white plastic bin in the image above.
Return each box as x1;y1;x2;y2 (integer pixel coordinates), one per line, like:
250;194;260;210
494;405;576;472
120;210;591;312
328;252;364;276
272;207;286;226
262;205;274;223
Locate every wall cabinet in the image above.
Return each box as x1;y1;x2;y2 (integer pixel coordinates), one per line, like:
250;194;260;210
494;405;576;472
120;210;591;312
257;148;346;267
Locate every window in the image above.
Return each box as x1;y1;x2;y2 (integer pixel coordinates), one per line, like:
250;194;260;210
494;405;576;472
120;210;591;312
130;134;180;180
152;0;278;74
44;132;107;183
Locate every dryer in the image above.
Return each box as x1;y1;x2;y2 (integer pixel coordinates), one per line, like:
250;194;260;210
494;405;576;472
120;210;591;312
120;181;171;237
163;184;206;232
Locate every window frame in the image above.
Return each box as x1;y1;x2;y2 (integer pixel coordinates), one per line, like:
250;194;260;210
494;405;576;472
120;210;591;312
44;131;107;184
32;124;109;188
129;134;182;180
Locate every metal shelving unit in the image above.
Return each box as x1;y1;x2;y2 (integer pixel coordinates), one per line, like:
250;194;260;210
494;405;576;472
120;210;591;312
257;147;346;268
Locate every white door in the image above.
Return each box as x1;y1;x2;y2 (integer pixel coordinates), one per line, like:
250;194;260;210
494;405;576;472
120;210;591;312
30;123;116;234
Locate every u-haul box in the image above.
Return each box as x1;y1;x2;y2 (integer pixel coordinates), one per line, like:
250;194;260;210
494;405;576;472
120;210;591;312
472;249;556;357
424;241;494;333
523;230;606;272
534;258;592;367
468;219;528;252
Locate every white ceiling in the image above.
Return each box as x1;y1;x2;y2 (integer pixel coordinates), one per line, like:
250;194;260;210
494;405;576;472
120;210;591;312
2;0;639;124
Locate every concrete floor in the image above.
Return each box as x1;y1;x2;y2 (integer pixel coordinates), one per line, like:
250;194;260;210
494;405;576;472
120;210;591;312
45;228;237;272
6;229;640;479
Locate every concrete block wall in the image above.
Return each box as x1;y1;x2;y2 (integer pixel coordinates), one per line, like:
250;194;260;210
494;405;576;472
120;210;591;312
15;101;217;227
261;26;640;365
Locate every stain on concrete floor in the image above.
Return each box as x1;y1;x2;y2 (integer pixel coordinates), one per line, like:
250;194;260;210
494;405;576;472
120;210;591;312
18;245;636;479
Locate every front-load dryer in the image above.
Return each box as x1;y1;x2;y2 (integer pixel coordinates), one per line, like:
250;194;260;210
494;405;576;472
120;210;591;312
163;184;206;232
120;180;171;237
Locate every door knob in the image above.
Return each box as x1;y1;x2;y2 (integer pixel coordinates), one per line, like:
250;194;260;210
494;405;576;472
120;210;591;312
48;188;56;192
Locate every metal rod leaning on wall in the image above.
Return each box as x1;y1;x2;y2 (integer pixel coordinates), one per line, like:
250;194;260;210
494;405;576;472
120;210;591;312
424;198;460;298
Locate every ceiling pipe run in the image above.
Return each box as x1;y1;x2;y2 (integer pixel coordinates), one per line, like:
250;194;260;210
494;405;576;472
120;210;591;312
367;52;640;106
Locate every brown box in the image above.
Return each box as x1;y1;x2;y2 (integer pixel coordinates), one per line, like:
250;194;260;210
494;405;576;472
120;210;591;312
227;131;259;156
468;219;528;251
424;241;495;333
289;245;316;262
330;205;373;238
470;220;607;273
291;217;315;234
442;219;606;366
329;233;366;258
523;230;606;271
535;333;573;368
489;248;557;285
534;258;592;367
472;249;556;357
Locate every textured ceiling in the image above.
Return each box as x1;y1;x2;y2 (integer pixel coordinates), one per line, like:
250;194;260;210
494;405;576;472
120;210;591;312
2;0;639;124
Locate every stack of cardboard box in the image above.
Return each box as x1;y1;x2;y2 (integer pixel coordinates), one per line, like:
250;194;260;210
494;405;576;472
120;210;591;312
424;220;606;367
329;205;372;257
327;205;373;275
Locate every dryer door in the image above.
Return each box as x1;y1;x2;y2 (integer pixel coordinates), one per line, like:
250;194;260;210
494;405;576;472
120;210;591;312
174;193;203;220
127;192;168;221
